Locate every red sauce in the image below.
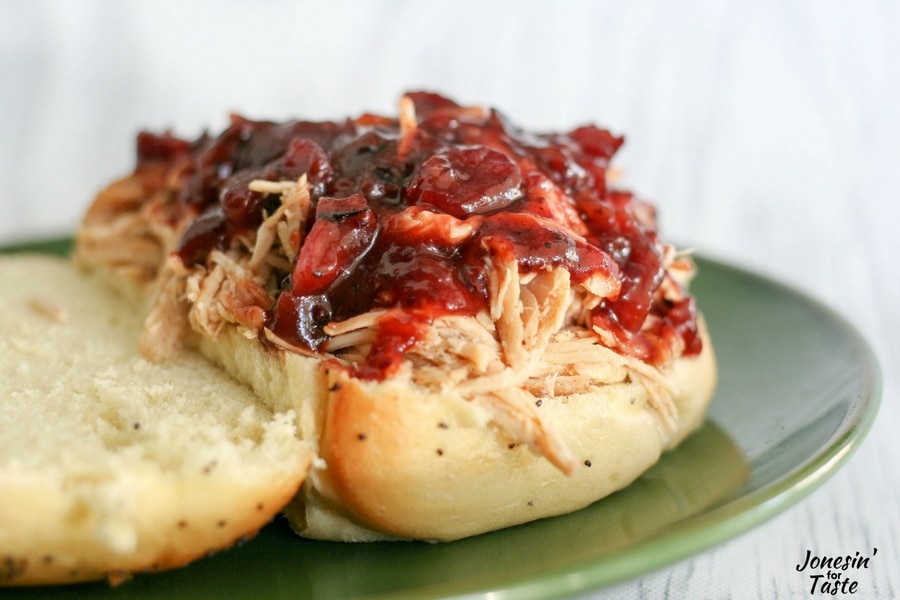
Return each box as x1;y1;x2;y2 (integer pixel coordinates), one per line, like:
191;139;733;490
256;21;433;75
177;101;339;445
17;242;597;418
134;92;701;376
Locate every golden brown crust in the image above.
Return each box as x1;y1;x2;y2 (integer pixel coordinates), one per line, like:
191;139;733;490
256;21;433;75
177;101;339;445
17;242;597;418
317;325;714;540
2;470;306;586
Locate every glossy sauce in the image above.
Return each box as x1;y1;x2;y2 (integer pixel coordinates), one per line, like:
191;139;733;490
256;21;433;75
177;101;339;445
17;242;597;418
134;92;701;376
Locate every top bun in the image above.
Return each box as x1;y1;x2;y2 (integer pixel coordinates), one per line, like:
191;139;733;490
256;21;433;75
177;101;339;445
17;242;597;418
0;255;312;585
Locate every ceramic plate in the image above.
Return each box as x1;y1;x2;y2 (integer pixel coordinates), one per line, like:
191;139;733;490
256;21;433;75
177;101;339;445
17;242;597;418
1;238;881;599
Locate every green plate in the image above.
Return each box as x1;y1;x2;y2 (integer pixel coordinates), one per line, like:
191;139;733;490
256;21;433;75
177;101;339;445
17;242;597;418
2;238;881;600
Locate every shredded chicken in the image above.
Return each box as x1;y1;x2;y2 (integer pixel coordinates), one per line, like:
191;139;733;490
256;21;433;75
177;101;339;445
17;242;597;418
478;388;577;474
486;249;529;369
397;95;418;158
324;310;387;337
183;250;272;340
383;207;480;245
248;174;311;273
75;170;193;293
27;296;67;323
139;255;190;362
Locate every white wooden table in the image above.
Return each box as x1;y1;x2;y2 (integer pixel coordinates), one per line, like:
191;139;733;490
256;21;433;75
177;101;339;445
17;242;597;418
2;2;897;598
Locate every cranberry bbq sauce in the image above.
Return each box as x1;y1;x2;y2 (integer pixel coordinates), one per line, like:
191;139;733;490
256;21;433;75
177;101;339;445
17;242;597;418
134;92;701;377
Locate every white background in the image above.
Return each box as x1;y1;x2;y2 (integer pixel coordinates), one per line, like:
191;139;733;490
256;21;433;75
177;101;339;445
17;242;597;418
1;1;897;598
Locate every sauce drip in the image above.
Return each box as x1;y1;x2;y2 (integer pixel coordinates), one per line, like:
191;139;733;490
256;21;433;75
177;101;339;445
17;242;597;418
134;92;701;376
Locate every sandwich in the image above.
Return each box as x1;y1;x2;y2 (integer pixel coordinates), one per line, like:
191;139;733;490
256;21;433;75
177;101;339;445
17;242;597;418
0;91;716;586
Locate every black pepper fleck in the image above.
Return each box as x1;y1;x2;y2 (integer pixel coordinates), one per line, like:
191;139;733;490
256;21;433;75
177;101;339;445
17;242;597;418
329;382;342;392
357;433;367;441
133;422;141;430
436;448;444;456
438;421;449;429
584;459;592;467
535;399;543;407
177;520;187;529
2;556;27;580
217;520;227;528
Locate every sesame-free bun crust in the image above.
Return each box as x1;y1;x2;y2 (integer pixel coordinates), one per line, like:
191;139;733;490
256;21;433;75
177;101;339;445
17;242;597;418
0;256;312;585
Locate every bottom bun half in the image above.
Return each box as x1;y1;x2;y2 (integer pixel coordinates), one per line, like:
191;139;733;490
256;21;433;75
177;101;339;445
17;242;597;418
197;319;716;543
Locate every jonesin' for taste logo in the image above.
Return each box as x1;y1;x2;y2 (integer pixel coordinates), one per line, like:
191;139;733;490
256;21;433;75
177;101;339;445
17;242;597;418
796;548;877;595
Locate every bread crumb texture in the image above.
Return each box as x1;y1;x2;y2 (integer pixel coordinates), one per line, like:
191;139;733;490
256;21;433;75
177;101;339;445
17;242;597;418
0;255;311;586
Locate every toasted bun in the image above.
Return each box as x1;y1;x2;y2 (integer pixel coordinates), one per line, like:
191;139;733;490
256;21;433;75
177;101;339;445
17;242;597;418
194;318;715;542
0;255;312;586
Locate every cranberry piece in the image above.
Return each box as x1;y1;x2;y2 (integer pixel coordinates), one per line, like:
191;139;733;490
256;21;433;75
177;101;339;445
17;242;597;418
530;144;593;193
406;147;523;219
176;205;228;266
351;309;428;379
219;138;335;231
405;92;461;120
291;194;377;296
669;297;702;355
217;171;266;229
314;193;370;220
278;137;334;192
136;131;191;165
271;292;332;349
606;256;664;332
378;249;476;312
567;125;624;162
476;212;617;284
